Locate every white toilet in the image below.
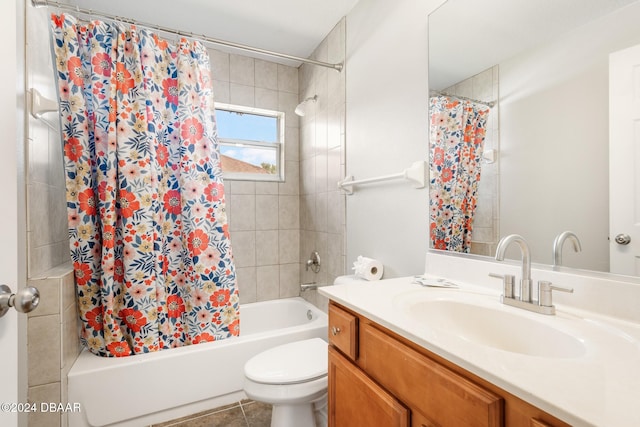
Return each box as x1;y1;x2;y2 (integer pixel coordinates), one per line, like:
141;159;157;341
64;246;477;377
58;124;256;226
243;338;328;427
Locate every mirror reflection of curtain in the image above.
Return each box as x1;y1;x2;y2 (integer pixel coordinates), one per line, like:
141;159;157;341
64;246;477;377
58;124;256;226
429;96;490;252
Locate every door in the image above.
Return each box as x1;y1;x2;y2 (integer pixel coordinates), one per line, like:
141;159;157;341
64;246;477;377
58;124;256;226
0;0;20;426
609;44;640;276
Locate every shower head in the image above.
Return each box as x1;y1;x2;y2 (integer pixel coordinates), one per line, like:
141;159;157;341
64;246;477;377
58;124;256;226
294;95;318;117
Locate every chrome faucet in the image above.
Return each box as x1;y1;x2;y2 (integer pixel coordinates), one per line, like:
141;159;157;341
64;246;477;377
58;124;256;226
552;231;582;267
494;234;533;302
300;282;318;292
491;234;573;315
305;251;321;273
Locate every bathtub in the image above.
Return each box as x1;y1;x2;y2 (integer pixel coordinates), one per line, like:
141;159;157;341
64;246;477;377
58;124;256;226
67;297;328;427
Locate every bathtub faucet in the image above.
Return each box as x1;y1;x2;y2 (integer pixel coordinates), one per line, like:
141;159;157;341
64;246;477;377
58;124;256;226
300;282;317;292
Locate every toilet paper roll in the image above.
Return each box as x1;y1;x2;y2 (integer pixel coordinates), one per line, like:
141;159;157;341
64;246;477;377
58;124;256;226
352;256;384;281
333;275;364;285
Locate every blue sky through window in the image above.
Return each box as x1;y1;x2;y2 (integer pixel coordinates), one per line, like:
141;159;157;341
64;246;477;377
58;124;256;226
216;109;277;143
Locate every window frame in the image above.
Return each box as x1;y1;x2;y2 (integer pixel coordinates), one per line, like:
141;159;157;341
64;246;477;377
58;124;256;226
214;102;285;182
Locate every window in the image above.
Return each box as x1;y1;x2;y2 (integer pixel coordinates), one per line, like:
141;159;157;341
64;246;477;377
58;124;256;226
215;103;285;181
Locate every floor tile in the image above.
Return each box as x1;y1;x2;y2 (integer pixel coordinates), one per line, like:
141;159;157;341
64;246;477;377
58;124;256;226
242;401;272;427
191;406;247;427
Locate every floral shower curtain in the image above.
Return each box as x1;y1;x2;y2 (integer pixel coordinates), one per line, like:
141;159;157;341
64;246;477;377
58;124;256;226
51;13;239;357
429;95;490;253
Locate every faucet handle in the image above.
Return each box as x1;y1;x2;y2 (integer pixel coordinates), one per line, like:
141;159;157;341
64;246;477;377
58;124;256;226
538;281;573;308
489;273;515;299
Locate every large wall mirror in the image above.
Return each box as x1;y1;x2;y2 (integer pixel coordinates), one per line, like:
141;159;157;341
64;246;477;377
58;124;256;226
428;0;640;278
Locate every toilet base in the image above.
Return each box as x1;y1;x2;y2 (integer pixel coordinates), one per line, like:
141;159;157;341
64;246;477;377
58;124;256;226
271;403;314;427
270;394;327;427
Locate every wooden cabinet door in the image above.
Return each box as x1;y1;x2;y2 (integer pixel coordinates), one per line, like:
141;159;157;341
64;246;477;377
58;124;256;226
329;346;409;427
359;322;503;427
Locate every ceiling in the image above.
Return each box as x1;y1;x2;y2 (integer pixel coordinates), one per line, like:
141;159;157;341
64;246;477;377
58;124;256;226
59;0;360;66
54;0;638;82
429;0;639;90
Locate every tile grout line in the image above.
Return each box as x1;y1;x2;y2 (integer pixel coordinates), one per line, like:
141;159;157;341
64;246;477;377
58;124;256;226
238;400;251;427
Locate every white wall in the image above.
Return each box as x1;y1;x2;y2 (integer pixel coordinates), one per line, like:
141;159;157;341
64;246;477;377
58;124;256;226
499;2;640;272
345;0;444;278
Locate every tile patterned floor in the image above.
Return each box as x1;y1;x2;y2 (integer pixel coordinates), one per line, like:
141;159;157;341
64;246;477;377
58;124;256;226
152;400;272;427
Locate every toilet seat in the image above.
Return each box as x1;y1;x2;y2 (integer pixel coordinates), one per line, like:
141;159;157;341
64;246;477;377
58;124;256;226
244;338;328;385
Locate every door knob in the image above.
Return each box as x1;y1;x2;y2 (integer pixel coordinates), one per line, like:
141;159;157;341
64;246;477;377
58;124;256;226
614;234;631;245
0;284;40;318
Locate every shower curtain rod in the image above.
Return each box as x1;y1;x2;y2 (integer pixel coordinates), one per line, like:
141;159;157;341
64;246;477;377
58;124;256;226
30;0;344;72
430;90;496;108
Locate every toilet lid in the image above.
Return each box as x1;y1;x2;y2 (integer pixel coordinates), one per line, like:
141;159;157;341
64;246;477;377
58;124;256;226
244;338;328;385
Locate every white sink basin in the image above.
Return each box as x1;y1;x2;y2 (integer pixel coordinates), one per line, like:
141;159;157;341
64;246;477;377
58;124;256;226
396;292;587;359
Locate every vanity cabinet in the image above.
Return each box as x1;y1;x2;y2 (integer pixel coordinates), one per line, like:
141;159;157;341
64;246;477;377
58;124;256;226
327;301;571;427
329;346;409;426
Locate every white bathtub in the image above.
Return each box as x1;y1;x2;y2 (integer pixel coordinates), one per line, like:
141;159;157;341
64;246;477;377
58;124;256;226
67;297;328;427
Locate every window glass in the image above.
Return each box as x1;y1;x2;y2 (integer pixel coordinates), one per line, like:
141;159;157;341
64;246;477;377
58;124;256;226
219;145;278;175
214;103;284;181
216;110;278;143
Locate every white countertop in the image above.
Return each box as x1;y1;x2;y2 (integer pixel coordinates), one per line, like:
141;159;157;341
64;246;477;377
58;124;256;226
319;277;640;427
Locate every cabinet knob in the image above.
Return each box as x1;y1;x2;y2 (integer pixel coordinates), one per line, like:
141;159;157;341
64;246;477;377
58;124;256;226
331;326;341;336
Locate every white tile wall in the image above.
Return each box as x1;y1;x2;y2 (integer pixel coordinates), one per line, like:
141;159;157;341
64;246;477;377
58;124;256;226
298;19;347;311
27;263;77;427
215;48;304;305
26;5;70;278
